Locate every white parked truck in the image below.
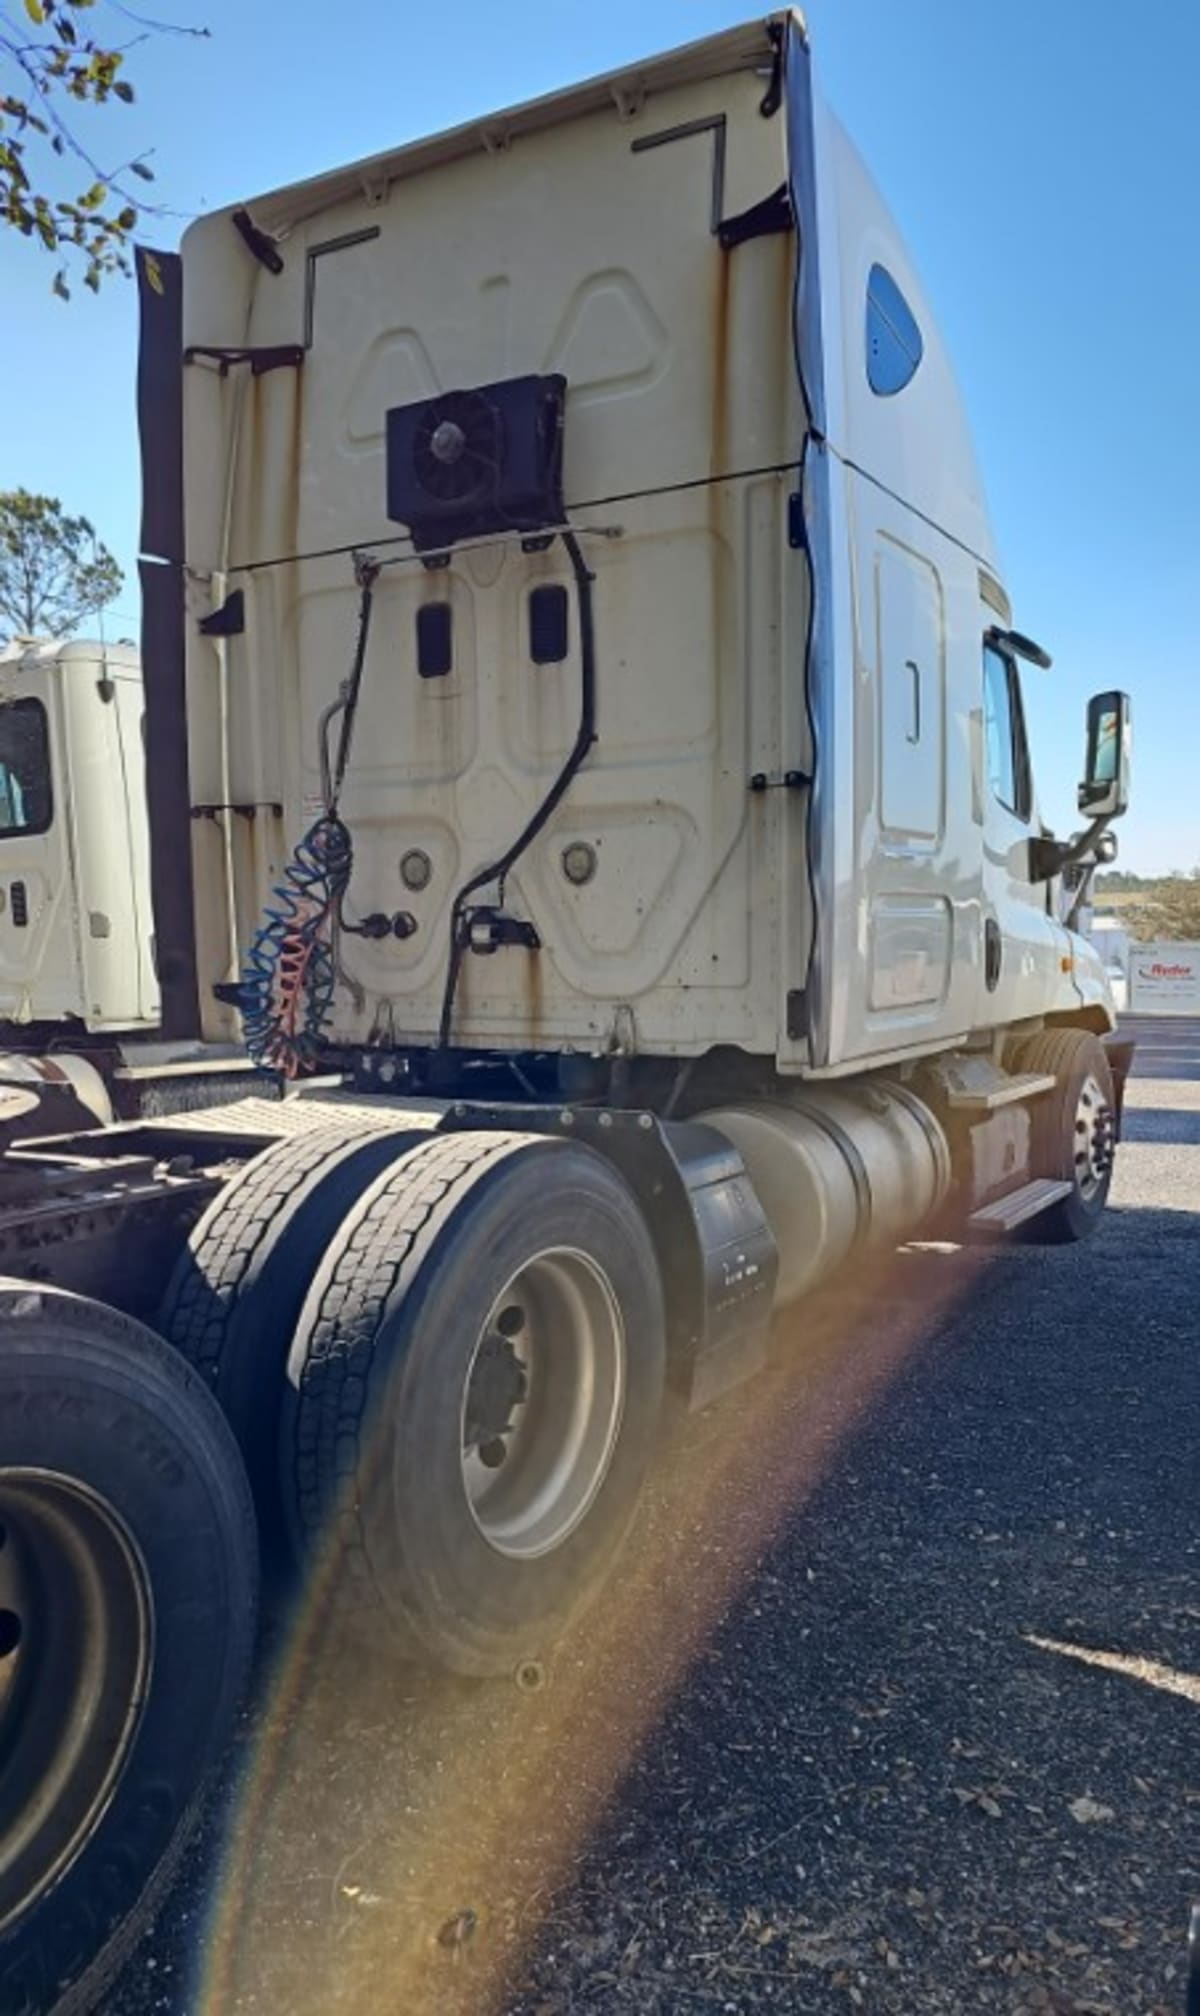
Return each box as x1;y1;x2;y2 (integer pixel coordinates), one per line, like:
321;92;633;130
1;16;1135;2011
0;638;156;1037
0;638;260;1133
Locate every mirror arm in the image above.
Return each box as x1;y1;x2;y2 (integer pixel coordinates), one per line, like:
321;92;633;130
1063;856;1100;933
1057;814;1113;873
1029;815;1112;885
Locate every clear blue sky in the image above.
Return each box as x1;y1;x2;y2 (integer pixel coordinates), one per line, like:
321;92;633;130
3;0;1197;873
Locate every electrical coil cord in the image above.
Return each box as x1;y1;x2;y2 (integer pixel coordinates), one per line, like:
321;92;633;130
232;562;379;1078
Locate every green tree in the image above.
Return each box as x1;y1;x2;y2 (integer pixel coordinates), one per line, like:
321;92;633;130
1;0;203;296
0;488;122;639
1121;874;1200;943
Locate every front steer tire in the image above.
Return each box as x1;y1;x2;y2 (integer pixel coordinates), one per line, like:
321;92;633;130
281;1131;666;1677
1009;1026;1117;1243
0;1283;256;2016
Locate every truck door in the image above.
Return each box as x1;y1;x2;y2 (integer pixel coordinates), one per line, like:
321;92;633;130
977;636;1066;1020
0;681;80;1024
114;677;159;1024
834;488;982;1065
62;663;159;1032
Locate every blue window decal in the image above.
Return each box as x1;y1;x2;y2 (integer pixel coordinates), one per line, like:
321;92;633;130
866;263;923;396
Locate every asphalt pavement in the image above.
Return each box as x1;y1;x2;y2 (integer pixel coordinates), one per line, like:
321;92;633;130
107;1018;1200;2016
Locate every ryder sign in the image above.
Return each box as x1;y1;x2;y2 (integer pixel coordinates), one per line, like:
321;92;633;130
1128;942;1200;1014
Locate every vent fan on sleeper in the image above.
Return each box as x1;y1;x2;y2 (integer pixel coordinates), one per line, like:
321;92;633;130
386;373;567;554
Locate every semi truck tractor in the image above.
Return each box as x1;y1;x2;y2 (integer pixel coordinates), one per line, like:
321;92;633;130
0;14;1134;2011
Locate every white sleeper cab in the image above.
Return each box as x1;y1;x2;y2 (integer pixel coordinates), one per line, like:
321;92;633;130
0;24;1138;2012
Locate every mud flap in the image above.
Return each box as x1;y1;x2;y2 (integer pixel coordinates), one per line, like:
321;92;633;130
1102;1034;1135;1137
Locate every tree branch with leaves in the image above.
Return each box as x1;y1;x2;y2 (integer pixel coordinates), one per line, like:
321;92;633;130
0;489;122;639
0;0;205;296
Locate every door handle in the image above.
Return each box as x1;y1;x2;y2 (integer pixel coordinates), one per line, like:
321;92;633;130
905;659;921;744
984;916;1002;992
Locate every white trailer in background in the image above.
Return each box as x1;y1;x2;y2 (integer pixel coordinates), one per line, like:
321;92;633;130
0;638;156;1037
1128;941;1200;1014
1081;912;1132;1008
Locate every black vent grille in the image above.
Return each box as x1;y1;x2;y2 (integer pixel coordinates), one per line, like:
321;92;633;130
386;374;566;554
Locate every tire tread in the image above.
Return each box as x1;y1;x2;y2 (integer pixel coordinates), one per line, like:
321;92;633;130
161;1126;390;1389
286;1131;531;1608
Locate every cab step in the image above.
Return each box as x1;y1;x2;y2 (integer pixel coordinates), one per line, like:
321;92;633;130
946;1070;1058;1112
967;1177;1073;1237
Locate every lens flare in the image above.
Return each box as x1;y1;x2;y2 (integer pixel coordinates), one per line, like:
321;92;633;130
196;1242;984;2014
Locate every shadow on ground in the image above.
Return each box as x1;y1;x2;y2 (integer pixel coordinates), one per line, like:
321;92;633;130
1121;1107;1200;1147
107;1194;1198;2016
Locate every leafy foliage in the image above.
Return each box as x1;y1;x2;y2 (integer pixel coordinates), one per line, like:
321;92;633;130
0;0;204;296
1096;871;1200;943
1118;881;1200;944
0;488;123;639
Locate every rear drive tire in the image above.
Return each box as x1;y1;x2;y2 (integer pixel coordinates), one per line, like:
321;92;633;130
159;1120;431;1556
1009;1026;1117;1242
0;1283;256;2016
282;1131;666;1676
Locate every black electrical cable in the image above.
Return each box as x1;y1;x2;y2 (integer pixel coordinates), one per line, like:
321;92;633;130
792;426;822;1035
318;561;377;823
784;26;827;1056
227;463;803;579
437;527;597;1048
321;562;393;941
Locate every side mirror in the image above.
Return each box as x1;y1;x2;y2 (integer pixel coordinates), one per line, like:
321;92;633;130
1078;690;1131;819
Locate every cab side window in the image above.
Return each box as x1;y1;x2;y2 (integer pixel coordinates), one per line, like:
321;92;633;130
0;699;52;837
866;265;924;396
982;644;1031;821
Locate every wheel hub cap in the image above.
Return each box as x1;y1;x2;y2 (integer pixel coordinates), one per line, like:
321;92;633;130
463;1322;529;1452
1074;1071;1115;1199
0;1472;152;1934
460;1249;626;1561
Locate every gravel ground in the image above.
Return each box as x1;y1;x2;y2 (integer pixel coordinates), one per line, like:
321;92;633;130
106;1020;1200;2016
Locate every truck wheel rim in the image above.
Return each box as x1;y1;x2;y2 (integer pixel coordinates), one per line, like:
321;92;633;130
0;1471;152;1934
460;1248;626;1561
1073;1071;1112;1200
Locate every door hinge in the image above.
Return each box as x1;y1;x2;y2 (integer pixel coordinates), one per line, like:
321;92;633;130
717;182;793;251
198;589;245;637
232;207;284;275
191;801;283;821
749;770;809;793
758;19;786;119
184;345;304;377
